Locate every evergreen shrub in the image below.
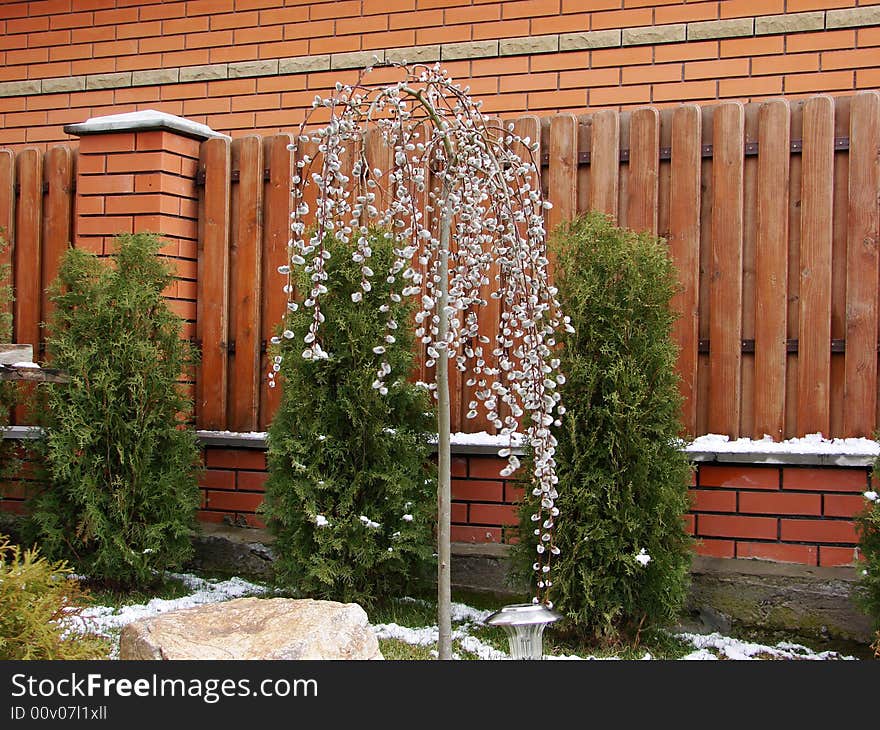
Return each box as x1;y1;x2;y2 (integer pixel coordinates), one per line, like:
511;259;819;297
0;534;108;659
0;235;18;486
855;470;880;651
25;233;201;588
516;212;693;645
260;229;435;607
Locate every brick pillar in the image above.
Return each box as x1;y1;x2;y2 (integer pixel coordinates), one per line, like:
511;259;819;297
64;111;228;337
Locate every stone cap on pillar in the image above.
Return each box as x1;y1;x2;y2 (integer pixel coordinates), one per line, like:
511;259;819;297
64;109;231;141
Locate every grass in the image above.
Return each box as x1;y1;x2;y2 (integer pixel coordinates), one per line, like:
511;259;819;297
366;588;697;660
67;572;869;661
84;573;196;609
379;639;438;660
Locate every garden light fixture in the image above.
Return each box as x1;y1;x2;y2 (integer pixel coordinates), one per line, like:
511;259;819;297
485;603;561;660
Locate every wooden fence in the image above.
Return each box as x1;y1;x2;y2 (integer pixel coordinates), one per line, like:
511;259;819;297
2;91;879;440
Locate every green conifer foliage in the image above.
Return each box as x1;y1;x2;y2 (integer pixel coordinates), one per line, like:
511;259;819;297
855;478;880;649
25;233;201;588
260;230;435;607
0;534;108;659
516;212;693;644
0;235;18;485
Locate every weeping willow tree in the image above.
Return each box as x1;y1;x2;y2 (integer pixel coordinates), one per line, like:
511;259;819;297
271;62;569;658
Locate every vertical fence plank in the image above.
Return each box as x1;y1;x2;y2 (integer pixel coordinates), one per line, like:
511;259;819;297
695;105;715;436
797;96;835;437
515;115;542;193
0;150;13;428
296;136;319;239
197;137;231;431
13;149;42;349
576;116;589;215
707;102;744;437
627;107;660;235
753;100;790;440
514;115;543;241
456;117;501;433
0;150;14;324
197;138;231;429
668;105;702;436
229;136;264;432
589;109;620;221
547;114;578;235
409;122;431;389
365;125;393;219
499;114;544;432
12;149;43;423
616;111;632;230
843;92;880;436
740;103;760;437
657;108;673;256
830;97;850;437
260;134;294;430
41;145;73;339
785;103;804;439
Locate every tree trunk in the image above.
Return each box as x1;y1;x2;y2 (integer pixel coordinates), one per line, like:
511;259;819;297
436;203;452;660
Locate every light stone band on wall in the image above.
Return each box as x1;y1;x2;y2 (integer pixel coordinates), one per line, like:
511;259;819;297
0;7;878;98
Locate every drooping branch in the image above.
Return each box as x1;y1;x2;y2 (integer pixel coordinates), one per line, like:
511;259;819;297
271;62;570;606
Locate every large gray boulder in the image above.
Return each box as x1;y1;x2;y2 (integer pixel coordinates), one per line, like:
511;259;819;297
119;597;383;660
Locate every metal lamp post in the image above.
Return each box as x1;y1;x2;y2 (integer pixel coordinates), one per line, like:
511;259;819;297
485;603;561;660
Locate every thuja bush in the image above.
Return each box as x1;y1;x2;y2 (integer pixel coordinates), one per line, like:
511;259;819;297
260;229;435;607
0;534;108;659
0;235;18;486
25;233;201;588
855;474;880;648
515;212;693;645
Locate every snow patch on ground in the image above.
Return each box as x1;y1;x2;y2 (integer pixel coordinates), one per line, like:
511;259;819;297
677;632;856;661
450;601;493;624
453;631;508;661
680;648;719;661
69;573;858;661
372;623;438;647
76;574;269;658
371;622;508;660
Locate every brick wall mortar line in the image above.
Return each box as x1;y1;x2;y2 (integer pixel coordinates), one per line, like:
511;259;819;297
1;10;878;98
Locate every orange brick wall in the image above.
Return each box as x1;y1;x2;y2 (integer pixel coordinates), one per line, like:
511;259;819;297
1;443;870;569
0;1;878;146
450;456;524;544
691;463;868;567
200;446;269;528
190;447;868;568
195;448;546;539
